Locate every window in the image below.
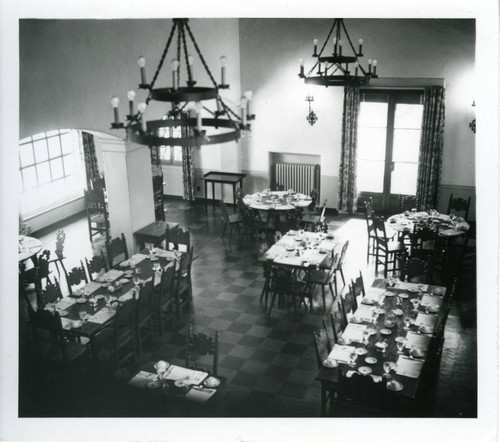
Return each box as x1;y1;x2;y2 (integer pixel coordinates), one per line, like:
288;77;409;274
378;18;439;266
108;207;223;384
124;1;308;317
356;90;423;212
19;129;85;216
158;118;183;164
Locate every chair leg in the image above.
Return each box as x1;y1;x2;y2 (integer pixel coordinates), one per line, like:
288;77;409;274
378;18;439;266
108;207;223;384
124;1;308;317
221;223;227;238
229;224;233;244
339;268;345;286
268;292;278;317
321;285;326;313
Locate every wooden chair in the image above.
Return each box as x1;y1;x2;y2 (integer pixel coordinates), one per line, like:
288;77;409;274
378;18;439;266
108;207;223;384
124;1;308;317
152;262;177;336
29;310;90;378
399;194;420;212
91;174;106;191
135;278;154;356
340;287;358;322
364;200;377;261
329;301;348;343
239;206;267;244
20;249;53;299
447;194;471;221
168;227;191;253
410;225;438;258
301;199;327;231
85;252;109;281
334;240;350;292
186;323;219;376
267;264;313;317
39;278;64;308
313;327;332;370
105;233;129;268
306;253;339;312
351;271;366;299
95;296;137;370
372;216;406;278
85;189;110;242
64;262;88;296
153;174;166;221
48;229;67;278
219;199;241;243
175;246;194;318
400;253;433;284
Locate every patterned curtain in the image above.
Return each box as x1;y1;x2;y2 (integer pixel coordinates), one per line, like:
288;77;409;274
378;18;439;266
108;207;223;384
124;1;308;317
416;87;445;209
182;121;195;202
337;86;360;214
81;131;99;188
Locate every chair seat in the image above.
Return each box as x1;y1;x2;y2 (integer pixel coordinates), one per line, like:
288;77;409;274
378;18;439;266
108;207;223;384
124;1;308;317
228;214;242;223
301;214;320;224
307;269;330;285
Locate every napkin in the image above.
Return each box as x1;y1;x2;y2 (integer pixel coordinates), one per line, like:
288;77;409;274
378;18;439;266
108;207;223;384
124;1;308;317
394;281;421;291
88;307;116;324
354;305;376;322
328;345;356;364
83;281;102;295
104;269;125;281
405;331;431;351
154;250;178;260
185;386;217;403
130;254;148;265
415;312;437;329
55;297;77;310
342;323;367;343
161;365;208;386
421;294;443;307
396;356;424;379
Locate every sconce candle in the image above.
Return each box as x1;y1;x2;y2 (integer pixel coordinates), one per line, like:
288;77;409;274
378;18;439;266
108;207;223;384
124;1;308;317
338;39;343;57
368;59;372;74
244;90;253;117
299;59;305;77
194;101;203;131
188;54;194;81
373;59;378;76
111;96;120;124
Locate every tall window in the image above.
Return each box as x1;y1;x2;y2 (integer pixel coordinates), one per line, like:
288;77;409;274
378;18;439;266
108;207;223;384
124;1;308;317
19;129;85;216
356;90;423;212
158;117;183;164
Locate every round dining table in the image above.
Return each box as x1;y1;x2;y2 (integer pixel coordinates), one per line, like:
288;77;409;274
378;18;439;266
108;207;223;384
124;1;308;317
18;236;42;262
243;190;312;212
387;211;470;238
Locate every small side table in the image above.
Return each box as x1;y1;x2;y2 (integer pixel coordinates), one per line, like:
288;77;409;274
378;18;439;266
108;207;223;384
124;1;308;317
203;172;247;214
134;221;180;250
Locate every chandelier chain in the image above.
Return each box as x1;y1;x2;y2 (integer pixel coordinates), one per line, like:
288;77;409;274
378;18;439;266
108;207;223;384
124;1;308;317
176;23;182;87
179;22;193;84
306;19;337;77
340;20;367;76
146;20;178;106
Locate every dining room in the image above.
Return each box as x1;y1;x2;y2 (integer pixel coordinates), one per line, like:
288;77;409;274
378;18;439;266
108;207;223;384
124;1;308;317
2;3;499;441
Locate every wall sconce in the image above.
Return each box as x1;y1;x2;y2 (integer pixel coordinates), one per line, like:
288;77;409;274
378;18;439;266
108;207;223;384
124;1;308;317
305;95;318;126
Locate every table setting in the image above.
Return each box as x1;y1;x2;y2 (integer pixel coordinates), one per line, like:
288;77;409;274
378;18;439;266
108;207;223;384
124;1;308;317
243;189;313;211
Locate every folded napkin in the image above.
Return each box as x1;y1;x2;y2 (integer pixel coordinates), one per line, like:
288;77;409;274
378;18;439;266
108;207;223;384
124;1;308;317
396;356;424;378
342;323;367;343
161;365;208;386
104;269;125;281
61;317;73;329
83;281;102;295
328;345;356;364
354;305;376;322
405;331;431;351
317;240;336;251
421;294;443;307
55;297;77;310
185;386;217;403
88;307;115;324
345;370;382;383
415;312;437;329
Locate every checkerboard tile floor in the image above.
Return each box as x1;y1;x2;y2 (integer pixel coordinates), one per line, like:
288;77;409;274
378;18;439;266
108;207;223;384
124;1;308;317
27;198;476;418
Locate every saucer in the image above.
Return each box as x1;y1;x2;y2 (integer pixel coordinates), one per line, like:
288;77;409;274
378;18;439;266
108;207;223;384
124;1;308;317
147;381;160;389
366;327;377;336
398;293;409;299
323;359;338;368
409;347;425;358
418;325;433;334
384;291;396;297
71;320;83;328
432;288;443;296
387;380;403;392
76;298;87;304
365;357;377;364
358;366;373;376
361;298;375;305
380;328;392;336
174;380;186;388
204;376;221;388
355;347;368;356
393;308;404;316
408;288;419;293
375;307;385;314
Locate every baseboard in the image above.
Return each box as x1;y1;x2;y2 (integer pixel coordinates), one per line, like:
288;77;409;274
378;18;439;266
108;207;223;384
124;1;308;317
31;209;86;237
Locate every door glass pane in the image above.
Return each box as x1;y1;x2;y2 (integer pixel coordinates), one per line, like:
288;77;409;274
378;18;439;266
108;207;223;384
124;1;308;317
359;102;388;128
394;104;423;129
173;146;183;162
357;160;385;193
391;163;418;195
392;129;421;163
33;139;49;162
20;144;35;167
357;128;387;161
48;136;62;158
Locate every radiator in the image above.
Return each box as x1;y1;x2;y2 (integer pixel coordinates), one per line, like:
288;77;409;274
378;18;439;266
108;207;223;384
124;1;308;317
274;162;320;197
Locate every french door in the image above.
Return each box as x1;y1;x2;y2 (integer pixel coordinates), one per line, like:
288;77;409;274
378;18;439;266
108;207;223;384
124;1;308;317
356;90;424;214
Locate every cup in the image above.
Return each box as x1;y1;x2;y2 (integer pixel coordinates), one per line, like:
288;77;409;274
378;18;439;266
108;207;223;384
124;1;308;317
383;361;391;378
395;336;406;354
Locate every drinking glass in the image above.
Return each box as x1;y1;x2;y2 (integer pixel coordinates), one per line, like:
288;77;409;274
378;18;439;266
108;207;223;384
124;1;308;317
89;297;97;311
133;275;141;287
349;351;358;367
79;311;88;322
383;361;391;378
372;310;379;324
378;293;386;308
403;316;412;330
363;329;371;346
410;298;420;311
396;337;406;354
104;294;112;307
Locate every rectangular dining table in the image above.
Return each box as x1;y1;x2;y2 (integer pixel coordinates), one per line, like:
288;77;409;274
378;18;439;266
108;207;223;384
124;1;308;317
315;278;448;416
134;220;180;250
54;249;181;363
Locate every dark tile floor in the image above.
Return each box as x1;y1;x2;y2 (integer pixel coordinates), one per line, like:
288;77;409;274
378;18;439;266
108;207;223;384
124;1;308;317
20;198;477;418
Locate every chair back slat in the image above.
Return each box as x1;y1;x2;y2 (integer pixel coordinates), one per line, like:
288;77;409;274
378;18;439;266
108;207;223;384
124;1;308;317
186;323;219;376
105;233;129;268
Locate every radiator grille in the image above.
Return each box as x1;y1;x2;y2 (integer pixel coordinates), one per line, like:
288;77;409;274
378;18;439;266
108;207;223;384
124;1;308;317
274;163;320;197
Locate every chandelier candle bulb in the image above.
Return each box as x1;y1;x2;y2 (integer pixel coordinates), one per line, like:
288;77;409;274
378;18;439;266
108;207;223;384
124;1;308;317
373;59;378;76
127;90;136;116
368;59;372;74
317;62;322;75
313;39;318;57
338;39;342;57
194;101;203;132
244;90;253;116
188;54;194;80
299;59;305;77
220;56;227;86
137;102;147;132
137;56;147;85
240;97;248;126
358;38;364;55
111;96;120;124
171;59;180;90
354;61;359;76
333;37;337;55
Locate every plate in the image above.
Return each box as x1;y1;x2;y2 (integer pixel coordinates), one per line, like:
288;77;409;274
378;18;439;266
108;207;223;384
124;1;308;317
408;288;419;293
398;293;409;299
323;359;338;368
409;347;425;358
380;328;392;336
95;294;104;300
428;305;440;313
96;276;107;283
384;320;396;329
418;325;433;334
384;291;396;297
355;347;368;356
361;298;375;305
365;357;377;364
375;307;385;314
76;298;87;304
150;256;159;262
366;327;377;336
375;342;388;350
147;381;160;389
387;380;404;392
286;246;295;252
358;366;373;376
174;380;186;388
432;288;443;296
393;308;404;316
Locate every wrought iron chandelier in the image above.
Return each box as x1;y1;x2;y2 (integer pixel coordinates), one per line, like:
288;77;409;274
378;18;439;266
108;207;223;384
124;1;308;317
305;95;318;125
110;18;254;147
298;19;378;87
